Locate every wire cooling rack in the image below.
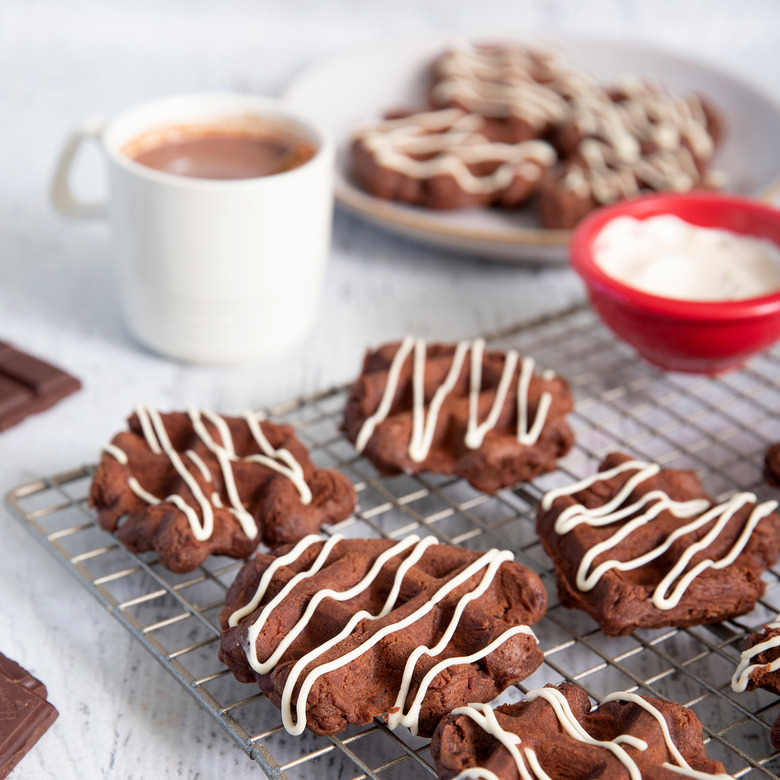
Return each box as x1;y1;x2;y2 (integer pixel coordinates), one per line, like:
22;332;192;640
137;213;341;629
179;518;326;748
6;304;780;780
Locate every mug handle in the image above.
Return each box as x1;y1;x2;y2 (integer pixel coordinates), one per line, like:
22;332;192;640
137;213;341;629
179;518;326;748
50;116;108;219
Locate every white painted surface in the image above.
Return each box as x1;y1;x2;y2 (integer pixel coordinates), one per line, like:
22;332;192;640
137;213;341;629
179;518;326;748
0;1;778;777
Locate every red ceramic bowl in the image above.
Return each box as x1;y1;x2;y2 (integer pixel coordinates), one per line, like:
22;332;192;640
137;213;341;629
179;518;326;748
569;193;780;373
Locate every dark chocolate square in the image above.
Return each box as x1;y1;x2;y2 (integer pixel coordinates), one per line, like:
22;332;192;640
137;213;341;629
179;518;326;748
0;656;57;779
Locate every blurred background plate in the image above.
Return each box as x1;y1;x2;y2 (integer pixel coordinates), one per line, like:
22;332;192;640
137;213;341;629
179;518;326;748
285;34;780;264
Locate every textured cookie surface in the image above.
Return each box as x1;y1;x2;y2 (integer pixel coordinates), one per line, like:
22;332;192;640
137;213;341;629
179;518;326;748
732;623;780;749
351;39;725;228
428;42;723;228
431;681;730;780
429;41;595;144
219;535;546;737
539;78;723;229
536;451;780;635
342;337;574;494
90;406;356;572
765;443;780;489
351;108;556;209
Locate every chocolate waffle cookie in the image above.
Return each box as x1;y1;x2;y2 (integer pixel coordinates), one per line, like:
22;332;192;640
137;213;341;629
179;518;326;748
429;41;595;144
732;623;780;749
432;681;730;780
90;406;355;572
540;78;723;229
342;337;574;493
219;534;546;737
765;443;780;488
537;451;780;635
351;108;556;209
351;39;726;228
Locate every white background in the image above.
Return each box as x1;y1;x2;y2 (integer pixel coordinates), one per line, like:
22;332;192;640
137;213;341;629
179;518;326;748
1;1;779;777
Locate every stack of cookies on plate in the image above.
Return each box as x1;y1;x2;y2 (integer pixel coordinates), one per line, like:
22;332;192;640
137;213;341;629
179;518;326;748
351;40;724;228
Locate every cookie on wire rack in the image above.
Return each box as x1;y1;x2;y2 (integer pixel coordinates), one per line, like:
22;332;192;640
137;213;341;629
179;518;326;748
431;681;731;780
536;451;780;636
89;406;356;572
342;337;574;494
219;534;546;737
732;622;780;749
765;443;780;488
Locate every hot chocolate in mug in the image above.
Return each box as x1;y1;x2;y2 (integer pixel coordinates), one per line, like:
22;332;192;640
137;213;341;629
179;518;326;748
51;93;334;363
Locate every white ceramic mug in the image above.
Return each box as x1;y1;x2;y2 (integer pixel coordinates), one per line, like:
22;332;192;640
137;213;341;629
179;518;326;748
51;93;334;363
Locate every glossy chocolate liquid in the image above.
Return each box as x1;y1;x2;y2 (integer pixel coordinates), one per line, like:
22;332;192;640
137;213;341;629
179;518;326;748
124;123;316;180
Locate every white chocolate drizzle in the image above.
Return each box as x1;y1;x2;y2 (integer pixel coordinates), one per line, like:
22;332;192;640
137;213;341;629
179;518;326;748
355;338;556;462
228;534;537;736
355;336;415;452
450;688;733;780
426;42;722;205
430;41;596;128
354;108;556;194
561;142;708;206
560;76;720;204
731;621;780;693
541;459;778;610
367;41;721;209
102;405;315;542
465;339;517;449
101;442;128;465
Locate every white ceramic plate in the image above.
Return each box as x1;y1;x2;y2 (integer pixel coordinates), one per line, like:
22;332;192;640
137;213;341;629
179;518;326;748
284;35;780;263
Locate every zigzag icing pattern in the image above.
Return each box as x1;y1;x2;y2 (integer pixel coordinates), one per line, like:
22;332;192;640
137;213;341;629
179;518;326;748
428;42;718;205
102;405;312;542
355;337;555;462
449;688;733;780
731;621;780;693
430;40;594;125
541;459;778;610
560;76;721;204
228;533;537;736
354;109;556;193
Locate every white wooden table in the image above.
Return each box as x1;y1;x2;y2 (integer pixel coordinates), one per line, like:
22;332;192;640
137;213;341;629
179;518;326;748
1;1;779;776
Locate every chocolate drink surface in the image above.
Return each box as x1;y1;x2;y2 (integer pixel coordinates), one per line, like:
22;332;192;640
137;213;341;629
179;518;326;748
123;121;316;180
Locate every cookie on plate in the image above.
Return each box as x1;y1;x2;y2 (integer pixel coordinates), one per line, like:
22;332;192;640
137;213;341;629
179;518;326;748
555;77;722;161
537;142;721;230
428;41;595;144
432;681;730;780
539;78;724;229
219;534;546;737
90;406;356;572
732;623;780;749
536;451;780;635
342;337;574;493
351;108;556;209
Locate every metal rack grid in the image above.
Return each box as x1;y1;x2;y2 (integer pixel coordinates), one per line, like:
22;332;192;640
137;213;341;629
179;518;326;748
6;304;780;780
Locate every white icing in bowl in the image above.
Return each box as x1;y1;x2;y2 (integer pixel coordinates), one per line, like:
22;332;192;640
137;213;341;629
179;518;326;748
593;214;780;302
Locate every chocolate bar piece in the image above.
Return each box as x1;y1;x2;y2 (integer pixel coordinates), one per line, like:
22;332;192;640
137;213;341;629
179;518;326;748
0;342;80;431
0;653;58;779
0;654;48;700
